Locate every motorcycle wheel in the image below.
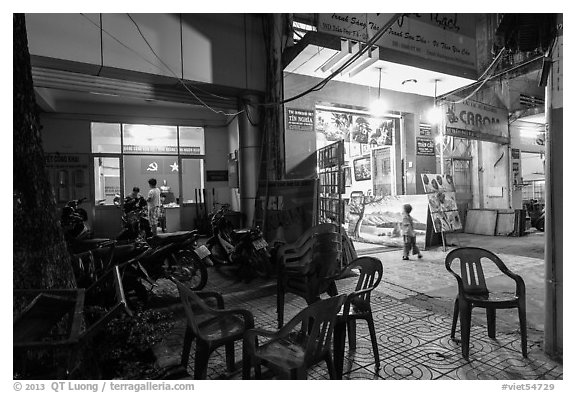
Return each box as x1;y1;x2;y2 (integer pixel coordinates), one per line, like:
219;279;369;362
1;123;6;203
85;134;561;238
535;217;545;232
168;250;208;290
250;249;271;278
206;242;231;265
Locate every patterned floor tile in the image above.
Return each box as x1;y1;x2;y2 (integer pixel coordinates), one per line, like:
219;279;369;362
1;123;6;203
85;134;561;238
375;352;443;380
342;365;383;380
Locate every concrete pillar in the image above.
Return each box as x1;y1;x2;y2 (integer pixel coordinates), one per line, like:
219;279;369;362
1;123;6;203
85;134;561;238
238;95;262;227
544;20;563;359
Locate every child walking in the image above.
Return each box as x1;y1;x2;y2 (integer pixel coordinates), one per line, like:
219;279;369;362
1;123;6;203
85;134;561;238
401;204;422;260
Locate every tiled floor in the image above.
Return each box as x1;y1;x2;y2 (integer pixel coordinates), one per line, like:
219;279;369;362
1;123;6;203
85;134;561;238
152;233;562;380
153;273;562;380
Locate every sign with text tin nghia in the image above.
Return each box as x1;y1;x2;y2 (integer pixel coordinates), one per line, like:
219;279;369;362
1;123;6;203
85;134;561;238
287;108;315;132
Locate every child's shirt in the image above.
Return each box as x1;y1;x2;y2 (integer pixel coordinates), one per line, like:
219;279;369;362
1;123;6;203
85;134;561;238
401;212;415;237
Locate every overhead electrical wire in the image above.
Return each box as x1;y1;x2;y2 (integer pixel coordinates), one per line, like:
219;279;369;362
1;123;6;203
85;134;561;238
440;47;508;104
265;13;403;107
125;14;243;117
79;13;242;119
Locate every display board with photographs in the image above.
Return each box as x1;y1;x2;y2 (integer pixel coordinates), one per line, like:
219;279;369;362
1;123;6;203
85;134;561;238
421;173;462;233
315;109;394;156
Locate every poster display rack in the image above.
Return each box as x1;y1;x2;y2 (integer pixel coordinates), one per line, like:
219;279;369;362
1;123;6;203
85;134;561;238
420;173;463;251
317;140;345;227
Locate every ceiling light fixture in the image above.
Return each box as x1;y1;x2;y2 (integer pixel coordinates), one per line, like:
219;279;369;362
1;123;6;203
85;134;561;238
370;67;388;116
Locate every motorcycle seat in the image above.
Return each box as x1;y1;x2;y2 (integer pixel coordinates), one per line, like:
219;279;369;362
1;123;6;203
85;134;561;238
231;228;252;242
148;231;197;247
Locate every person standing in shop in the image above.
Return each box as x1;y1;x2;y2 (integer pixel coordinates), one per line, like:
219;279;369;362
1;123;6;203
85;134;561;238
147;178;161;235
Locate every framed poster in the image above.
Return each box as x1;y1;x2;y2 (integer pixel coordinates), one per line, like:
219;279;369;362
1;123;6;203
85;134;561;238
353;156;371;181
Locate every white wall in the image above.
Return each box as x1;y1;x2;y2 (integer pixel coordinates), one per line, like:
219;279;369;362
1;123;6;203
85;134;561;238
26;13;266;92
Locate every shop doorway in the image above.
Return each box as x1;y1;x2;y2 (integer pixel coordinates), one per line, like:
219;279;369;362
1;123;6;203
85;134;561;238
451;157;473;228
93;156;123;238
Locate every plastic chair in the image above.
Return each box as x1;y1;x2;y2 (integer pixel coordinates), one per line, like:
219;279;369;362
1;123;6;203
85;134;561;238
243;294;347;379
445;247;528;359
276;225;343;328
173;278;255;379
333;256;383;379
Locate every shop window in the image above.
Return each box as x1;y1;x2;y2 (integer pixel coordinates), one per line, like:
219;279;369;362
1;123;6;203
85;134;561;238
91;123;121;153
181;159;205;204
122;124;178;155
94;157;120;205
179;126;205;155
123;155;180;203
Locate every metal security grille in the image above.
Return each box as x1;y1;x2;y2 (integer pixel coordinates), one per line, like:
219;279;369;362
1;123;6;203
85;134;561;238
317;141;345;226
450;137;473;158
453;159;473;194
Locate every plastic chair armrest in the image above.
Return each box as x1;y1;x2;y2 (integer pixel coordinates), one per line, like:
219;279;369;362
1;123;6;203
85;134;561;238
196;291;225;309
244;328;282;354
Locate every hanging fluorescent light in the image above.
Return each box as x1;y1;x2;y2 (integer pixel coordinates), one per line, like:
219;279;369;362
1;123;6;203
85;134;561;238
426;79;443;125
370;67;388;116
348;46;379;78
319;39;354;73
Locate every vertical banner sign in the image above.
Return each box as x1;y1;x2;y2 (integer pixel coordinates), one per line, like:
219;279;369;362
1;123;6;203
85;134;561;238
421;173;462;233
416;138;435;156
286;108;315;132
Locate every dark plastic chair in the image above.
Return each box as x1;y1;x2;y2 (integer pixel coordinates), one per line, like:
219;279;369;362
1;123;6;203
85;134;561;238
173;278;255;379
333;256;383;379
445;247;528;359
276;225;343;328
243;294;347;380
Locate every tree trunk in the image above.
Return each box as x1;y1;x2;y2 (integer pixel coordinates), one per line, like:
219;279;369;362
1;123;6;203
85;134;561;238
13;13;76;291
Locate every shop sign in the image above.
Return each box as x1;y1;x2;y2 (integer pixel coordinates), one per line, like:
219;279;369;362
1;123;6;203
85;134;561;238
45;153;88;168
416;138;435;156
442;100;509;144
287;108;314;132
317;13;477;71
511;148;520;160
206;170;228;182
124;145;201;155
419;124;432;136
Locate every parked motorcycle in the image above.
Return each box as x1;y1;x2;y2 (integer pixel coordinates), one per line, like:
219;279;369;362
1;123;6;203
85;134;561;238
525;199;545;232
61;197;90;242
63;197;208;292
117;194;152;242
205;204;272;282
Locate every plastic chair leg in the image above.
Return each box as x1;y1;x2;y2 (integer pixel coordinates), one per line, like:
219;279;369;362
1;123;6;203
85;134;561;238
451;298;459;339
242;347;251;380
193;341;211;380
347;320;357;351
325;352;336;380
518;303;528;357
459;301;472;359
225;342;235;371
333;321;346;379
180;325;194;368
277;285;285;328
366;315;380;369
290;367;307;380
487;308;496;339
